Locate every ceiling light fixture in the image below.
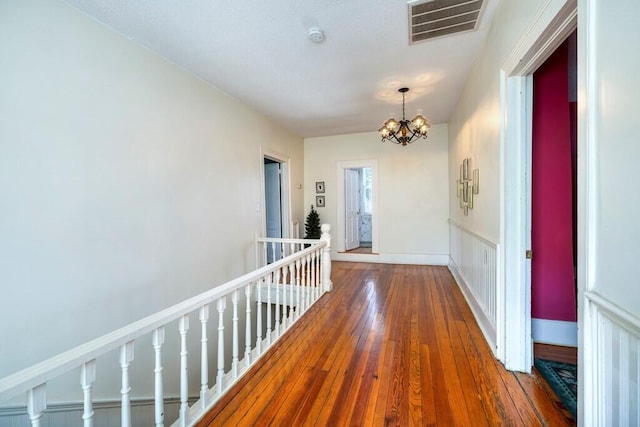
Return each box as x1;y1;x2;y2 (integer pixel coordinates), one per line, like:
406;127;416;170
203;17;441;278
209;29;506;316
379;87;430;146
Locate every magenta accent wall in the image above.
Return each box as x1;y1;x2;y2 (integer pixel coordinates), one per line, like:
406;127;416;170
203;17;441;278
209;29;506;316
531;40;577;322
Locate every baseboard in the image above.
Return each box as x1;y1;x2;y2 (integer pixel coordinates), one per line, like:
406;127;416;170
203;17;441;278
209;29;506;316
332;252;449;265
448;258;497;355
532;318;577;347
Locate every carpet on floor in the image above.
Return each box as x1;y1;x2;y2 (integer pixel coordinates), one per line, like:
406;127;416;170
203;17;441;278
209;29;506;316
534;358;577;420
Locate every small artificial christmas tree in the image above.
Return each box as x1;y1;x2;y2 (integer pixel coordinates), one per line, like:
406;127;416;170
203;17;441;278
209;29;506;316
304;205;321;239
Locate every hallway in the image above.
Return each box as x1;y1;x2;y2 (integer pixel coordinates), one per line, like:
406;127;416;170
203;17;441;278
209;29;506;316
198;262;574;426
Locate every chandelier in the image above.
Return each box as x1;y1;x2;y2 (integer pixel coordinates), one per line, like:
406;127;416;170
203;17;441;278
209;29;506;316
379;87;430;146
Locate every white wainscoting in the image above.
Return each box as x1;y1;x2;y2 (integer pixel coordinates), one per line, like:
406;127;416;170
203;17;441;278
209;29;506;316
586;292;640;426
448;220;498;354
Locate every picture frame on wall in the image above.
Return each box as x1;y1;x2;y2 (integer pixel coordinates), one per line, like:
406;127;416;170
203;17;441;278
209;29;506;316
316;195;325;207
315;181;325;193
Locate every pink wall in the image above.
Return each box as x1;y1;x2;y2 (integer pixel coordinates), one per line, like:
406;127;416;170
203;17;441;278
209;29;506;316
531;39;577;322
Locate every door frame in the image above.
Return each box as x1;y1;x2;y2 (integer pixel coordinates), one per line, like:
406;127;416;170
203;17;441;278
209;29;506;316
260;148;291;239
336;159;378;254
499;0;577;372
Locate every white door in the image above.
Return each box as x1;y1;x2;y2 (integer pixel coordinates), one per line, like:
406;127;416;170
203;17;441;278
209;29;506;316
264;161;281;262
345;169;360;251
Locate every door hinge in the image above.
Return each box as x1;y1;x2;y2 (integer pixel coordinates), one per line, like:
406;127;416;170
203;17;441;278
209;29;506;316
525;249;533;259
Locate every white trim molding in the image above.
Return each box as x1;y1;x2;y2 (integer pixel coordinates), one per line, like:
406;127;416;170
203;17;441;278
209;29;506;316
333;252;448;265
448;220;499;356
584;291;640;426
532;318;578;347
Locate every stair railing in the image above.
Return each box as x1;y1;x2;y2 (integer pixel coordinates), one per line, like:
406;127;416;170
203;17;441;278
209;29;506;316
0;225;332;427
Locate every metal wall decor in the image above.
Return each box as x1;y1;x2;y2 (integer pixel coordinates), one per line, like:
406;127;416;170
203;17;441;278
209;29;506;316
457;157;479;215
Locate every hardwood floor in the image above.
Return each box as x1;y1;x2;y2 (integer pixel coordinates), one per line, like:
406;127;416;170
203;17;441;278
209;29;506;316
197;262;575;426
534;343;578;365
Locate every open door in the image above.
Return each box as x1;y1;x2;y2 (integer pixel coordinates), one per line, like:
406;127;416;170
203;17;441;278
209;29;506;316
264;159;282;262
344;168;360;251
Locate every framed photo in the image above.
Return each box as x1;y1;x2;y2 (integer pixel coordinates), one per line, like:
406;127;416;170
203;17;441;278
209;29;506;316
315;181;325;194
316;195;325;207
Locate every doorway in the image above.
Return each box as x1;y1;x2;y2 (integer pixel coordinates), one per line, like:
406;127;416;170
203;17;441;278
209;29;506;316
336;160;378;255
531;33;578;350
499;1;577;373
263;155;290;263
344;167;373;253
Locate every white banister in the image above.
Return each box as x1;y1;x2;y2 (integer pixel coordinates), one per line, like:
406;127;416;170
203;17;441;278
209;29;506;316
80;360;96;427
198;305;209;409
0;226;332;427
178;316;189;426
216;297;226;394
152;327;165;427
27;383;46;427
119;341;134;427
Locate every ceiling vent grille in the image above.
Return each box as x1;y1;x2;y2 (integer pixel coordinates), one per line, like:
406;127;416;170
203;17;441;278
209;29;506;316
409;0;484;43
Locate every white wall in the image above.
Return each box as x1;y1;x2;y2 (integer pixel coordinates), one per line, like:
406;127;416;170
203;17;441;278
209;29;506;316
304;127;449;264
0;0;303;400
448;0;547;242
583;0;640;317
579;0;640;423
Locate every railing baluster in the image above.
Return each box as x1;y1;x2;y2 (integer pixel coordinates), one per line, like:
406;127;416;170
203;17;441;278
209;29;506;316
80;360;96;427
178;316;190;426
119;341;134;427
305;254;312;310
152;327;165;427
300;258;307;313
216;297;227;394
275;268;281;337
311;252;317;302
321;224;333;292
270;242;275;264
232;291;239;378
199;305;209;408
257;278;263;355
27;383;46;427
266;273;272;345
295;259;302;319
244;283;252;365
288;262;295;326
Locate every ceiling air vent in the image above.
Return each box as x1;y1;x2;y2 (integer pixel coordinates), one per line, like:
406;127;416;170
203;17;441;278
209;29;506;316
409;0;484;43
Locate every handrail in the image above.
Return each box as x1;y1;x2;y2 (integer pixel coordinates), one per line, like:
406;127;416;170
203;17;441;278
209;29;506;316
0;224;333;426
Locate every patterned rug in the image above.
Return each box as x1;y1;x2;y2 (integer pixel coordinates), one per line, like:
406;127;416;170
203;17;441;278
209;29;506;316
534;358;577;420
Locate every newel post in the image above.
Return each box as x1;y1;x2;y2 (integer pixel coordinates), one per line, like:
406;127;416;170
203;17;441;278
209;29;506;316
320;223;333;292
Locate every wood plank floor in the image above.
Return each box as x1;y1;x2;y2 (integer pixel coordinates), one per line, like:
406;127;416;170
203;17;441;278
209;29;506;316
197;262;575;426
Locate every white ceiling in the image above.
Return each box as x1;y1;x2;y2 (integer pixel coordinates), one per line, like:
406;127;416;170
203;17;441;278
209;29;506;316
65;0;498;138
